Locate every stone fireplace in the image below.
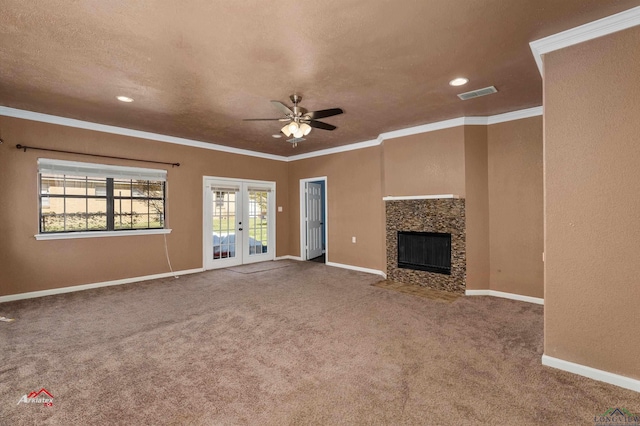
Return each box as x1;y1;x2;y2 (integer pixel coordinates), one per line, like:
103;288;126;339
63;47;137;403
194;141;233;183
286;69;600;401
385;196;466;293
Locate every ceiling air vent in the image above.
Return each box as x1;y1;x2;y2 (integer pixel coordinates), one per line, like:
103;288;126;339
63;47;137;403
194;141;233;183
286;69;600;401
457;86;498;101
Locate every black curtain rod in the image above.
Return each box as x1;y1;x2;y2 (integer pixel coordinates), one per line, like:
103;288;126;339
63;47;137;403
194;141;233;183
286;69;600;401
16;144;180;167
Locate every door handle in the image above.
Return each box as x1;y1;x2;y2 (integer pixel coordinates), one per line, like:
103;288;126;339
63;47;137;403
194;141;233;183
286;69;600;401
238;228;243;231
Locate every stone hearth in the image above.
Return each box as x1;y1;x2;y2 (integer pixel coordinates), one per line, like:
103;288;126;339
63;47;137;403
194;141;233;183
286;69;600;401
385;198;466;294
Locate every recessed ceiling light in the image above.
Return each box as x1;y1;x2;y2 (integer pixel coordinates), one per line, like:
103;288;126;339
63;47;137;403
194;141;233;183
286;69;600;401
116;96;134;103
449;78;469;87
271;134;282;138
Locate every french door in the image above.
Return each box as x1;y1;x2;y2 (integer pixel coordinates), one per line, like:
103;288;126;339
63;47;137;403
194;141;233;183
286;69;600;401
204;177;275;269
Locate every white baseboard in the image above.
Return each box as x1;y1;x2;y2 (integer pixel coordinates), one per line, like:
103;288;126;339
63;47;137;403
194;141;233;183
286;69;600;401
275;255;303;261
326;261;387;278
465;289;544;305
274;256;386;278
0;268;204;304
542;354;640;393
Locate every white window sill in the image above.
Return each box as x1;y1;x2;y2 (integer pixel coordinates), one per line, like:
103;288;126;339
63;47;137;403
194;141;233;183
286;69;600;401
35;228;172;241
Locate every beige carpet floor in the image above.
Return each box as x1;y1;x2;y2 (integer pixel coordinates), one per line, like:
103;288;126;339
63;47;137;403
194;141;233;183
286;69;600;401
0;261;637;425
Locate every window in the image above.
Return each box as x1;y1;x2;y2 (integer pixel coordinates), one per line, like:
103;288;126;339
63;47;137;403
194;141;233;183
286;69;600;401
40;182;50;209
37;159;167;235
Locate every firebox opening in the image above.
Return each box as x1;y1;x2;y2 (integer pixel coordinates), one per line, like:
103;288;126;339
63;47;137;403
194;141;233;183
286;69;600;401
397;231;451;275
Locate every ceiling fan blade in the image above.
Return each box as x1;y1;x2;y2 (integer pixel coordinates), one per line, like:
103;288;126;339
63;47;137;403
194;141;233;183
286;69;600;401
305;108;344;120
243;118;290;121
270;100;294;116
308;120;337;131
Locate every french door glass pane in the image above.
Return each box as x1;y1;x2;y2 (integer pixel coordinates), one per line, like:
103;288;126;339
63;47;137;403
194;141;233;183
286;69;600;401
248;191;268;255
212;191;237;259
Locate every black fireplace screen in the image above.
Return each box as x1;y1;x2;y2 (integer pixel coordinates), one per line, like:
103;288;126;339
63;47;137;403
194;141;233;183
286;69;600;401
397;231;451;275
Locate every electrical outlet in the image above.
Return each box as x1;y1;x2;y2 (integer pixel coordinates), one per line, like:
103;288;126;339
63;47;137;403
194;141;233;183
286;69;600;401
352;236;356;243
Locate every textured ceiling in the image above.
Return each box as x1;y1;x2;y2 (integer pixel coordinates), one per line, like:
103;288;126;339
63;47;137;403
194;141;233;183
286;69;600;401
1;1;639;156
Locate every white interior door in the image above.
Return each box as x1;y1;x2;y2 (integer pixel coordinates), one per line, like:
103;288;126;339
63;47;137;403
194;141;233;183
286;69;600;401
204;178;275;270
306;182;323;260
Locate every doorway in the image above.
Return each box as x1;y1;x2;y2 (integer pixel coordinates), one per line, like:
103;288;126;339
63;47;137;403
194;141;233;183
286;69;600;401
203;177;276;269
300;177;327;263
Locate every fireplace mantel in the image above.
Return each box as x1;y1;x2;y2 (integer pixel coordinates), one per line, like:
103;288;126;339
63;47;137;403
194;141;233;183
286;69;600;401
383;194;461;201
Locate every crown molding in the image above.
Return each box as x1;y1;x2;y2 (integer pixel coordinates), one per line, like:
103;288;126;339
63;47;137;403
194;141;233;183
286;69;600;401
0;106;288;162
487;106;543;125
287;138;380;161
1;105;542;163
379;117;469;141
288;110;541;161
530;6;640;76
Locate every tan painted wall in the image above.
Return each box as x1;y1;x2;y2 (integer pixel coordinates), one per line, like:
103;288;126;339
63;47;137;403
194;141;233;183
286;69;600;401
0;117;289;297
544;27;640;378
464;126;490;290
383;127;466;197
487;117;543;298
0;113;545;299
287;147;386;272
381;123;542;293
382;126;492;290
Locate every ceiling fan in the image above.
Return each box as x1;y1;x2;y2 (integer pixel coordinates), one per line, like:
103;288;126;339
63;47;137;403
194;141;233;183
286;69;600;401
243;94;343;147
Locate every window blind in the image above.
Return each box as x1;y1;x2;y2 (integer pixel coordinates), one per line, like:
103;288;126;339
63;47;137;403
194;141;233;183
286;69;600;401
246;186;272;192
38;158;167;182
211;185;241;193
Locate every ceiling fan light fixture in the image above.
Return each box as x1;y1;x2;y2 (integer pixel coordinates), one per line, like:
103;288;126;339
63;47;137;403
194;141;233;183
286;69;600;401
299;123;312;136
244;95;343;144
280;124;292;137
288;122;299;133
